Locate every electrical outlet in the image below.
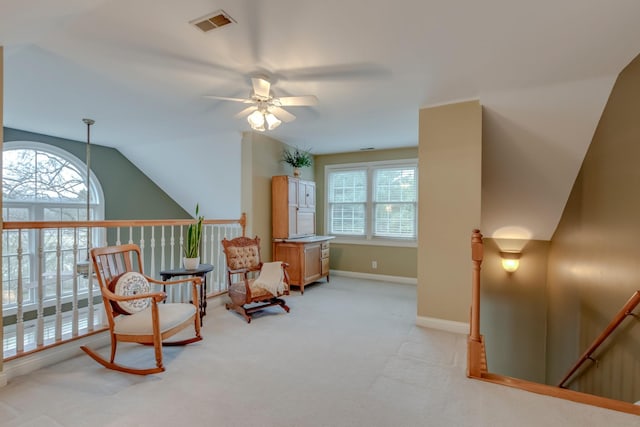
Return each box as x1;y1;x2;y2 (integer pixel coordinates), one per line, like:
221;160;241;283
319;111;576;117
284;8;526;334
372;260;377;269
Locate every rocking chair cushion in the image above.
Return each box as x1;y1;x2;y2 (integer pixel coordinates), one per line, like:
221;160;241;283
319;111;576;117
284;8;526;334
225;244;260;270
109;272;152;315
113;303;197;335
228;280;272;299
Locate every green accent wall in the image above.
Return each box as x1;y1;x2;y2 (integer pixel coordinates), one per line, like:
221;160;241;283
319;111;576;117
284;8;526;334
314;147;418;279
4;128;189;220
2;127;192;331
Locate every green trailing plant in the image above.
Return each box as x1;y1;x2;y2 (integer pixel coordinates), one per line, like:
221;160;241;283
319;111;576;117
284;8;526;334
281;146;312;168
183;204;204;258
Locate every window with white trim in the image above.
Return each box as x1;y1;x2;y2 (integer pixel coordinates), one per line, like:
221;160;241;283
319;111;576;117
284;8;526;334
326;160;418;242
2;141;105;310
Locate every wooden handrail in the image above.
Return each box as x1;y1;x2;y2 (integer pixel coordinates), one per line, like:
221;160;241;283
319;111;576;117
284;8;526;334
558;290;640;388
3;213;247;231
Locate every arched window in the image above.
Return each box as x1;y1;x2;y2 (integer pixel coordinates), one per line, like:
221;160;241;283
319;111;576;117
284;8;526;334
2;141;105;309
3;141;104;221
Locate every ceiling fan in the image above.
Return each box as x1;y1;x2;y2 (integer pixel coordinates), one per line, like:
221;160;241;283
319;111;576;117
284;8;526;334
205;76;318;131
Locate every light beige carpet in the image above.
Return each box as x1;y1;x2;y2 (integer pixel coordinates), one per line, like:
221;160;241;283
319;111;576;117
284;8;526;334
0;276;637;426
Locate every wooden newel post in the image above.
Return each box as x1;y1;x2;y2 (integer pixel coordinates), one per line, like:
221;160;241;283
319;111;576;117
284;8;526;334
467;228;485;378
470;229;483;342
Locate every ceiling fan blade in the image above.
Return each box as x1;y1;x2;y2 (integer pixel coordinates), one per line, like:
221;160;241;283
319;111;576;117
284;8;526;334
203;95;253;103
234;106;258;119
252;77;271;98
270;106;296;123
277;63;391;81
276;95;319;106
245;1;264;64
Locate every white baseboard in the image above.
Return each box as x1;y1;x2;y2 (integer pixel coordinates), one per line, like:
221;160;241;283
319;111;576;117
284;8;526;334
1;332;110;386
330;270;417;285
416;316;469;335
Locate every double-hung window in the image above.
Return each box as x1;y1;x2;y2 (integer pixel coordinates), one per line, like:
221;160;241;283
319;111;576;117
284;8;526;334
326;160;418;243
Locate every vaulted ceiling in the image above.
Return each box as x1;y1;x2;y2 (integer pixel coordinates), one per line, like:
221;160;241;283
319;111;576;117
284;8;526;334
3;1;640;239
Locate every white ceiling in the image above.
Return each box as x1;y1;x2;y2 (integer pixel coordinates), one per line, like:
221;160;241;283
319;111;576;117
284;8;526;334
2;0;640;239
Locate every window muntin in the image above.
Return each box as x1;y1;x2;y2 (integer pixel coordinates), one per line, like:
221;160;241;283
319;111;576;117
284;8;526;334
326;160;418;241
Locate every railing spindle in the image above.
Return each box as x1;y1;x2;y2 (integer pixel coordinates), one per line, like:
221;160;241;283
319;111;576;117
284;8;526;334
86;226;94;331
139;227;145;263
203;224;209;265
72;228;79;336
55;228;62;341
170;225;176;269
36;229;44;347
150;226;156;277
16;230;25;353
160;226;166;272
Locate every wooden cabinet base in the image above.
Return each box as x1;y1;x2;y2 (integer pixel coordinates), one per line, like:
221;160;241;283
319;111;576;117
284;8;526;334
273;237;332;294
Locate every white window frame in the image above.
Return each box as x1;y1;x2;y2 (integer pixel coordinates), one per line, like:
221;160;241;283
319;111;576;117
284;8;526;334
2;141;106;315
325;159;418;247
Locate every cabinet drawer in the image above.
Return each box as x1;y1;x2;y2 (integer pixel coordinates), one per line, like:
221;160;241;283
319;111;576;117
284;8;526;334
321;242;330;250
321;248;329;259
321;257;329;275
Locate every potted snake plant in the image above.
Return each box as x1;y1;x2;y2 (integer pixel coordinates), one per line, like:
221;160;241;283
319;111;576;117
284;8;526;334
183;204;204;270
282;146;312;177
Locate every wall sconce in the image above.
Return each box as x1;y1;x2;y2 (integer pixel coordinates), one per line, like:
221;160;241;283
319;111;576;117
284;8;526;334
500;251;521;273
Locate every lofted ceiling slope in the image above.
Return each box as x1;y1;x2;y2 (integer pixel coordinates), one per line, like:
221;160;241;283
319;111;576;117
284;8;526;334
2;0;640;238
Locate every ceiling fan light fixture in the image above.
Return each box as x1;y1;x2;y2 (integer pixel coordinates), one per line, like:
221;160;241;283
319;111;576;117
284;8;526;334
265;113;282;130
248;110;265;131
207;76;308;131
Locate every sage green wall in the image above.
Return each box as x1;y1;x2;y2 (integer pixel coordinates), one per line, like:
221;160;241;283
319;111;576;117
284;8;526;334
545;53;640;402
314;147;418;278
480;238;549;383
241;132;314;261
4;128;189;220
418;101;482;323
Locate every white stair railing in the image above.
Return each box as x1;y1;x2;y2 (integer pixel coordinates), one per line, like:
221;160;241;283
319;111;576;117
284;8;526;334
1;214;246;361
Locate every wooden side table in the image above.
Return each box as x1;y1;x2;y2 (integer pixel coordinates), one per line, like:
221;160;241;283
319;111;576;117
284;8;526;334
160;264;213;322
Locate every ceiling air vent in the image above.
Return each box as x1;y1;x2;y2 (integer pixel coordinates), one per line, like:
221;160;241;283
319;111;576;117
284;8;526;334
190;10;236;33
